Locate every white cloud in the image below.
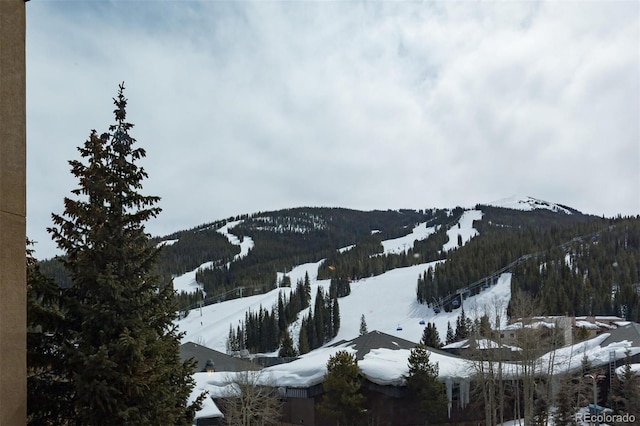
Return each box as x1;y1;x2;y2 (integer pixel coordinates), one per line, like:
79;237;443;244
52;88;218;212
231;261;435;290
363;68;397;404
26;0;639;258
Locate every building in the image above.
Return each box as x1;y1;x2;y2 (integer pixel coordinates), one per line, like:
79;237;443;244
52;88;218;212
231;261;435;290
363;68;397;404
0;1;27;425
180;341;261;373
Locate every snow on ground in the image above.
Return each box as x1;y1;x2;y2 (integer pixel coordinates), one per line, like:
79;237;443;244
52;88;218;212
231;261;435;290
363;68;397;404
380;222;437;255
176;209;507;353
176;208;506;353
442;210;482;252
488;195;573;215
615;362;640;379
173;261;214;295
156;238;178;248
172;221;254;295
216;220;254;262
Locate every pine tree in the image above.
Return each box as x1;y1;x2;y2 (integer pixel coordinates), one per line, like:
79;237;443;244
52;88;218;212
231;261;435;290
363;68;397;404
48;84;203;425
421;322;442;349
314;287;326;345
298;319;310;355
277;291;287;333
359;314;368;336
405;344;448;423
609;350;640;418
26;242;75;424
446;321;455;344
278;330;298;358
321;350;365;425
332;297;340;338
303;271;311;307
455;307;470;341
553;374;577;426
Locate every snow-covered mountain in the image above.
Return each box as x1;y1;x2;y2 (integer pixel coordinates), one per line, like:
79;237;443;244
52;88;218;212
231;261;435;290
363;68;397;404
175;209;511;353
486;195;578;214
167;197;594;356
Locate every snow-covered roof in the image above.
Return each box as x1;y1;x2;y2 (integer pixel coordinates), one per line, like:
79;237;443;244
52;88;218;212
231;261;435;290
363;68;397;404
190;372;226;420
260;345;356;388
538;333;640;376
615;363;640;380
575;320;600;329
442;340;470;349
501;320;556;331
442;338;522;352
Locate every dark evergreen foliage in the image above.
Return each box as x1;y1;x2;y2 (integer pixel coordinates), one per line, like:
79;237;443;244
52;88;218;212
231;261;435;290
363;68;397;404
359;314;368;336
446;321;455;345
278;330;298;358
46;84;202;425
404;344;448;423
26;242;75;424
608;350;640;419
454;307;470;341
329;276;351;298
420;322;443;348
296;288;340;354
321;350;366;425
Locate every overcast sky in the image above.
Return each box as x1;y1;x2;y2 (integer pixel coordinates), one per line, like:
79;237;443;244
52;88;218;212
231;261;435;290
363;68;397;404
27;1;639;259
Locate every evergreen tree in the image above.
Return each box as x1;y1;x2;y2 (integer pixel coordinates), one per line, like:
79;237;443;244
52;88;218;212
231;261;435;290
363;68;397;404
298;320;310;355
359;314;368;336
478;314;491;337
553;375;578;426
314;287;326;345
405;344;448;424
609;350;640;418
332;297;340;338
278;330;298;358
446;321;455;344
455;307;470;341
277;291;287;333
321;350;365;425
47;84;203;425
26;242;75;424
421;322;442;349
303;271;311;307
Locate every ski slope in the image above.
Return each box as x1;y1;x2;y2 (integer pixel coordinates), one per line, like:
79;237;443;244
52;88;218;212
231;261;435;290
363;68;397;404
175;209;511;353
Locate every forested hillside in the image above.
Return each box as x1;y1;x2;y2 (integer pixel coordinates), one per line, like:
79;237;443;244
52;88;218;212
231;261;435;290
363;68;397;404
38;204;640;321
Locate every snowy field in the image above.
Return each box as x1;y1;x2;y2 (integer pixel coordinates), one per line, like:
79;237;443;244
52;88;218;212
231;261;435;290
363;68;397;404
174;209;514;353
175;205;640;423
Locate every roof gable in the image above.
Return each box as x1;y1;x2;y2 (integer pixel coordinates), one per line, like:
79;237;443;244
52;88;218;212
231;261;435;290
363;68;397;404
180;341;261;372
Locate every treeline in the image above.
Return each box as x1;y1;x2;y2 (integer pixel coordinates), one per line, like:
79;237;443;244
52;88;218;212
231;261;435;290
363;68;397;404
316;208;464;281
417;206;606;307
39;207;452;312
190;208;440;308
510;216;640;320
298;286;341;354
227;274;312;354
152;222;241;279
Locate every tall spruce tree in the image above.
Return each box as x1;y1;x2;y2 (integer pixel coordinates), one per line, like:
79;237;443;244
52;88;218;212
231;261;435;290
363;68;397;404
446;321;455;344
359;313;368;336
48;84;203;425
421;322;442;349
278;330;298;358
405;344;448;424
321;350;365;425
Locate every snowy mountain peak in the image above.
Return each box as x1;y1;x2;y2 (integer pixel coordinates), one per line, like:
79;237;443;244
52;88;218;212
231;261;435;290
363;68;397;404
486;196;576;215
